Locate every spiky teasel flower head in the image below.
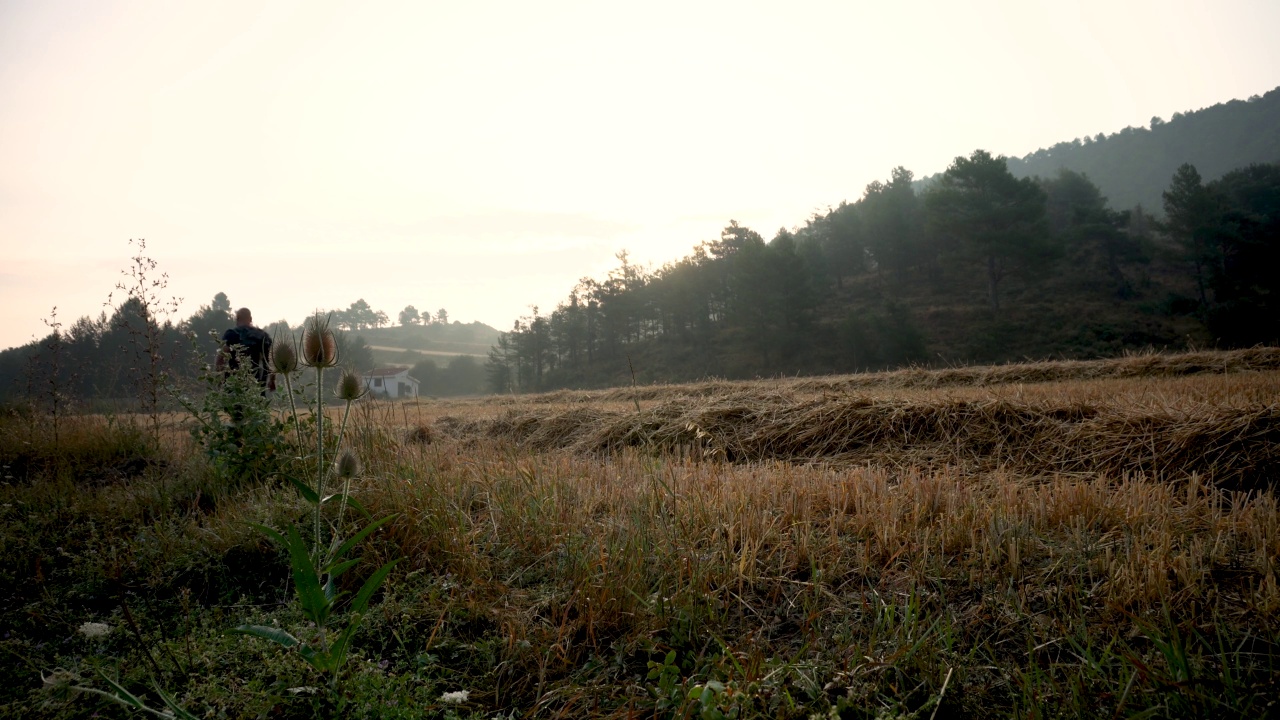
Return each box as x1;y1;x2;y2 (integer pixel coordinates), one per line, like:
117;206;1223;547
336;367;366;401
302;313;338;368
270;336;299;374
335;449;361;479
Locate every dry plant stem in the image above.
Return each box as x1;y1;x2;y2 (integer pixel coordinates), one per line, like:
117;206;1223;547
112;239;178;446
307;365;355;558
314;364;325;562
930;667;953;720
180;588;193;675
282;370;303;450
332;399;356;529
120;595;165;680
39;307;66;451
627;355;641;413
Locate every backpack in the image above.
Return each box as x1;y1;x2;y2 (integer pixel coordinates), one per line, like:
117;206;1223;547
228;327;272;383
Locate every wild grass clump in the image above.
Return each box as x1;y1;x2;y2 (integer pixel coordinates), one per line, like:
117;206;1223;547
0;407;159;484
407;424;436;444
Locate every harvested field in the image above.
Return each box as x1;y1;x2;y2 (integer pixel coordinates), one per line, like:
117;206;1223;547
3;347;1278;718
412;348;1280;490
499;346;1280;405
463;396;1278;488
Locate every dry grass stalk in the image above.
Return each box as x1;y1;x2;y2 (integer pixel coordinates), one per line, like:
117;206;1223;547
352;438;1280;638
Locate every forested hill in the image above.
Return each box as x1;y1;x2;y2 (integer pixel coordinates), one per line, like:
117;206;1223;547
1002;86;1280;212
485;84;1280;394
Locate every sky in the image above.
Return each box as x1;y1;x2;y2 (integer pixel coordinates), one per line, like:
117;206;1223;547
2;0;1279;349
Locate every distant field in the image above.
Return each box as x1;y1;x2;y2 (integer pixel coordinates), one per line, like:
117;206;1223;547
368;343;488;367
2;347;1277;717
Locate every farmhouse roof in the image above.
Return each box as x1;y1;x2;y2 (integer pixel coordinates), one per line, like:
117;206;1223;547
363;366;412;378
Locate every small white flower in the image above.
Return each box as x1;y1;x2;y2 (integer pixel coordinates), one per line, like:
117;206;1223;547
440;690;470;704
78;622;111;639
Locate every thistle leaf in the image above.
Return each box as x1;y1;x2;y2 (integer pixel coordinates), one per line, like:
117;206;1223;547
328;617;363;671
297;643;334;672
230;624;300;649
284;525;330;625
96;672;146;709
350;559;399;616
288;476;320;504
326;557;361;582
344;494;371;518
332;514;398;565
247;522;286;548
151;683;201;720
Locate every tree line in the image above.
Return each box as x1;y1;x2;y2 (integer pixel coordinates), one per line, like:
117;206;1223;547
487;152;1280;393
0;288;401;407
328;298;451;331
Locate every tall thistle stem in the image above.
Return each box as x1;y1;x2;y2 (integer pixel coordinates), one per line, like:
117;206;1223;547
301;312;338;565
282;372;302;449
314;365;325;562
267;333;304;452
331;368;366;532
333;400;353;465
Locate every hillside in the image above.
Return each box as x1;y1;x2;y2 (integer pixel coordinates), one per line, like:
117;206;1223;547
1004;86;1280;212
354;321;500;361
916;86;1280;212
489;87;1280;394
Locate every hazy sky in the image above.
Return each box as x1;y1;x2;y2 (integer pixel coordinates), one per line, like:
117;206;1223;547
2;0;1279;349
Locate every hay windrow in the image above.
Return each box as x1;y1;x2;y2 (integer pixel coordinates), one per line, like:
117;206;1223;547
459;391;1280;489
506;346;1280;405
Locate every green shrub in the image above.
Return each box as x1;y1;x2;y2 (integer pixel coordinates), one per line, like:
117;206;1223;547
182;363;290;486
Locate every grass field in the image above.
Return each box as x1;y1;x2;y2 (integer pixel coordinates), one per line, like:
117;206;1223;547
1;348;1277;718
369;345;486;368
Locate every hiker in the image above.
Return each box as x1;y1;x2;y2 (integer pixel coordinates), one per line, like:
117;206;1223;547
217;307;276;394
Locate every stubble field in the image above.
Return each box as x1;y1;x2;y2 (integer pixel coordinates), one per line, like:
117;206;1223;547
1;348;1278;718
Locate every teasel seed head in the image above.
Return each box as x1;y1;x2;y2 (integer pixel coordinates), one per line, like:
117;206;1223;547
270;338;298;374
302;313;338;368
336;368;366;401
335;450;361;479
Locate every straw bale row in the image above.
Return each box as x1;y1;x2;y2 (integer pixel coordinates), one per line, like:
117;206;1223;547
444;392;1280;489
492;346;1280;407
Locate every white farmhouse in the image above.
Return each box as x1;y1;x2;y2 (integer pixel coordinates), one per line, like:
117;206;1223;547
364;367;420;398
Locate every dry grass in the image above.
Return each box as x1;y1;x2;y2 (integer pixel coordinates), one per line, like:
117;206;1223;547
496;346;1280;404
365;439;1280;616
352;348;1280;491
460;394;1278;488
4;347;1279;717
322;348;1279;712
341;432;1280;715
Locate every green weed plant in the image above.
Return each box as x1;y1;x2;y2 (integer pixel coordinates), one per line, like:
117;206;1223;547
181;352;289;485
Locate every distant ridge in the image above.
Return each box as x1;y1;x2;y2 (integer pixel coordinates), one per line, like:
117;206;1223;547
923;86;1280;213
